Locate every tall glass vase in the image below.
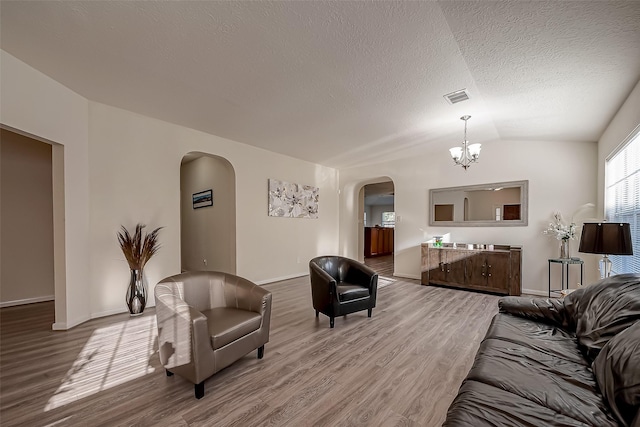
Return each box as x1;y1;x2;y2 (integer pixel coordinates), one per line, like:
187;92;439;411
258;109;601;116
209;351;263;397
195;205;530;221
126;269;147;316
560;239;569;259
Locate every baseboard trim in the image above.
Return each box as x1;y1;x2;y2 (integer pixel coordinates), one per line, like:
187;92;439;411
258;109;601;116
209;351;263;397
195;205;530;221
521;288;548;297
0;295;54;308
90;302;157;320
52;322;67;331
91;307;129;319
256;272;308;285
54;314;91;331
393;273;420;281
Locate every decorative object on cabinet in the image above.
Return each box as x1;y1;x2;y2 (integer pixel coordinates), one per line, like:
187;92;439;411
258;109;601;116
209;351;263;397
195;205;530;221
192;189;213;209
421;243;521;296
579;222;633;279
268;178;319;218
429;180;528;227
364;227;394;257
117;223;162;315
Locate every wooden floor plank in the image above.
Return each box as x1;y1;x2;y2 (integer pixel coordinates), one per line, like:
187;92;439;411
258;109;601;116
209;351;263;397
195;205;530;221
0;259;499;427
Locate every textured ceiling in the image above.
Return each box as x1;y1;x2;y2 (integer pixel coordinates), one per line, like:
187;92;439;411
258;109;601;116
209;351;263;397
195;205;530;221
2;1;639;169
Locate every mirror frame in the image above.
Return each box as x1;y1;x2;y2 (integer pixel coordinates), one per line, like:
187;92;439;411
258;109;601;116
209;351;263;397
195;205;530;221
429;180;529;227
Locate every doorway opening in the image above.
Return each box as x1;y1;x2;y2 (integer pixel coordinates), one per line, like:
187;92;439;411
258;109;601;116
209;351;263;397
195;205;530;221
0;126;65;329
361;180;395;278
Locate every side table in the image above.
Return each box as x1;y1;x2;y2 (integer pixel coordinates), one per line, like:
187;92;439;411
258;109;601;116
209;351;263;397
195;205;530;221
548;258;583;297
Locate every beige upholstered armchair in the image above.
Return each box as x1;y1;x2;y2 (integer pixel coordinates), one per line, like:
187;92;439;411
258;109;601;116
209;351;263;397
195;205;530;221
155;271;272;399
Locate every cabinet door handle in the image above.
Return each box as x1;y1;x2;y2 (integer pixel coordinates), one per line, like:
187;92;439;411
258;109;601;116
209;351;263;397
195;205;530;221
439;262;445;272
481;263;486;277
488;264;492;277
447;263;451;273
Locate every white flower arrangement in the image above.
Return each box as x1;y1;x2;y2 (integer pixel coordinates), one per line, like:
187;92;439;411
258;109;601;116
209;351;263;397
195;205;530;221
543;212;577;241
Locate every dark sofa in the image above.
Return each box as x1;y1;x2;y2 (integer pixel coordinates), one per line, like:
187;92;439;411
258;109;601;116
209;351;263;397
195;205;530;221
444;273;640;427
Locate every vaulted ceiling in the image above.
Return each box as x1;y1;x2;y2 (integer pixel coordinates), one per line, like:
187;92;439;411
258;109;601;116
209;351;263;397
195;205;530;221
2;1;639;169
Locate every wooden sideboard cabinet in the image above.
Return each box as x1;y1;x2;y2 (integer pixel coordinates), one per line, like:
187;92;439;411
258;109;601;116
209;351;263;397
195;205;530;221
421;243;521;296
364;227;394;257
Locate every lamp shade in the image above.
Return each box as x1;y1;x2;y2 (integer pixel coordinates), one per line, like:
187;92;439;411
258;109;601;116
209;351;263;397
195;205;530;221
449;147;463;161
468;143;482;157
578;223;633;255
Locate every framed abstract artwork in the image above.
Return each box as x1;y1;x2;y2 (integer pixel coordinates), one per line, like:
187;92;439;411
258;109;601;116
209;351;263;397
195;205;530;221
268;179;318;218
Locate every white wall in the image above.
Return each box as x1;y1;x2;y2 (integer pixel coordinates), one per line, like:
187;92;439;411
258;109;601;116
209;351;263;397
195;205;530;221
0;50;90;329
339;138;599;295
1;130;54;306
2;49;339;324
88;102;339;316
181;155;236;274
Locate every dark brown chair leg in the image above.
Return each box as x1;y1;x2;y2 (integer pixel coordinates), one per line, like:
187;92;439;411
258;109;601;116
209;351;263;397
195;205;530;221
368;308;372;317
315;310;319;317
257;345;264;359
166;369;174;377
330;317;335;328
195;381;205;399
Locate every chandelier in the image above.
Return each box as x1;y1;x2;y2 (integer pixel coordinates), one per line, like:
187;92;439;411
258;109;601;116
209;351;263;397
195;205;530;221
449;115;481;170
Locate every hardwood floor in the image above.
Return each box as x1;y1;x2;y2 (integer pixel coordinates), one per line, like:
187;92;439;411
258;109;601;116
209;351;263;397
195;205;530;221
364;254;394;278
0;273;500;426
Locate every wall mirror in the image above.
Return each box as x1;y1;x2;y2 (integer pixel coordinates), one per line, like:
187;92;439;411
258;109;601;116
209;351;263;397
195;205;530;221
429;180;528;227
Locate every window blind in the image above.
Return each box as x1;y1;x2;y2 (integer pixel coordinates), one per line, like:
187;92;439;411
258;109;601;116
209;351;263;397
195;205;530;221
605;128;640;274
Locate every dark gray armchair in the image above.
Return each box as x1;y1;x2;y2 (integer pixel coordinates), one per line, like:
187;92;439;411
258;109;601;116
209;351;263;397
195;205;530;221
309;256;378;328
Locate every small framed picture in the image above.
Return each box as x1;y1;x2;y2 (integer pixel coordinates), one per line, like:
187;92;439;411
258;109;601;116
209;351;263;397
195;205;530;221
193;189;213;209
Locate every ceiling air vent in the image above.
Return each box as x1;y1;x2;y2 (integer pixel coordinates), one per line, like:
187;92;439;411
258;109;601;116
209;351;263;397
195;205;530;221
443;89;470;104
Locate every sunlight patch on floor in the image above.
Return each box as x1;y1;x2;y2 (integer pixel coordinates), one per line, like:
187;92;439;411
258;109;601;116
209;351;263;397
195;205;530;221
378;276;396;289
45;315;157;411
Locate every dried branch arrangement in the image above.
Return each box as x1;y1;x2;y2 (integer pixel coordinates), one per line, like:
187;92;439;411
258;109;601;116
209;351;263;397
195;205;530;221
117;224;163;271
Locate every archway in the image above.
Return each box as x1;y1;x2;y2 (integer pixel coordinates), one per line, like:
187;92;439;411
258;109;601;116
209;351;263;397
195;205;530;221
180;152;236;274
362;180;395;277
340;176;395;270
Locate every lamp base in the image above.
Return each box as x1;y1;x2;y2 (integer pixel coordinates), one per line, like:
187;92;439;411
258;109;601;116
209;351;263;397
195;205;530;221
598;255;612;279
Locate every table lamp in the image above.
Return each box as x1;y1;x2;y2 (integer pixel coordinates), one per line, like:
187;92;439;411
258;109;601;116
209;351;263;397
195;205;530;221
578;222;633;279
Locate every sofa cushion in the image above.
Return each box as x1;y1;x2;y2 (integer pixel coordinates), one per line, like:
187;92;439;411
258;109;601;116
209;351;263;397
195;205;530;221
444;379;618;427
443;313;623;426
202;307;262;349
593;321;640;427
336;283;369;302
486;313;587;365
563;273;640;361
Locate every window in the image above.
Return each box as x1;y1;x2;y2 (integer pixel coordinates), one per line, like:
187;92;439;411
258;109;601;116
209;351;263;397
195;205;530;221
381;211;395;228
605;128;640;274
